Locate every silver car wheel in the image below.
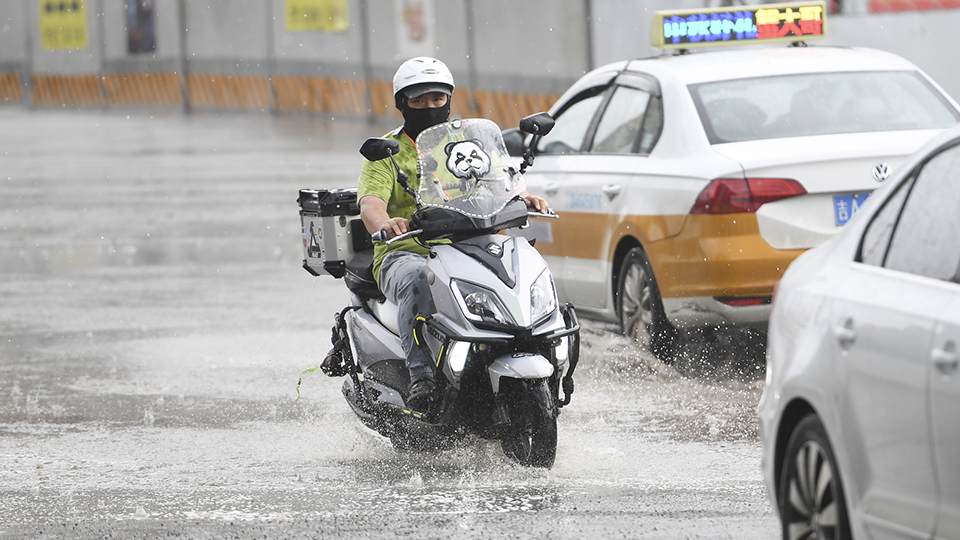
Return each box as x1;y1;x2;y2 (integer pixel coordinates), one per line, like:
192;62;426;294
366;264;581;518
787;441;838;539
780;415;850;540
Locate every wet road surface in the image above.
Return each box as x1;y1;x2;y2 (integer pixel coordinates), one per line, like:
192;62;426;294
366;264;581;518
0;108;778;539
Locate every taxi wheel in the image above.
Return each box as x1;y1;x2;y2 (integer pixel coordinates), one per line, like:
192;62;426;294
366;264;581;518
617;248;676;361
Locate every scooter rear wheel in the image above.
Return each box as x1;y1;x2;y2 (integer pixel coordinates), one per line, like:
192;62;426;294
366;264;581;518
499;378;558;468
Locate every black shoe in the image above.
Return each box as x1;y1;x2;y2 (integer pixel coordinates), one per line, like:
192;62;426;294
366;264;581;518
406;373;437;411
320;341;347;377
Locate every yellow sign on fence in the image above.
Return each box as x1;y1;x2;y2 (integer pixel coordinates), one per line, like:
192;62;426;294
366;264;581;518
285;0;349;32
39;0;89;50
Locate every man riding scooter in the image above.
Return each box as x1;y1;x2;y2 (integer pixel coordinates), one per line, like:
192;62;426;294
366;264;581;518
324;56;550;411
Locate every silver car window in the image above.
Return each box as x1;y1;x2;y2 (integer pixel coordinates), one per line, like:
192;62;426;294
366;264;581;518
590;86;651;154
537;92;605;155
883;143;960;282
689;71;960;144
859;175;913;267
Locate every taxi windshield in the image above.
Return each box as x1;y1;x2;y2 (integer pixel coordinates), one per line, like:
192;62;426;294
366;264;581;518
689;71;960;144
414;118;524;216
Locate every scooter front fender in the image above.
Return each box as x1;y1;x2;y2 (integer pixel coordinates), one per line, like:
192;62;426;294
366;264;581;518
487;353;554;394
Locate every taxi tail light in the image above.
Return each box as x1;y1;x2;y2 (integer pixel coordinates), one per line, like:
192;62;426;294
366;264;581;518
716;296;771;307
690;178;807;214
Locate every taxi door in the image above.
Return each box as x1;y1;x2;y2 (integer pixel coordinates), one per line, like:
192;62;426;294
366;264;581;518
526;75;662;312
519;79;612;305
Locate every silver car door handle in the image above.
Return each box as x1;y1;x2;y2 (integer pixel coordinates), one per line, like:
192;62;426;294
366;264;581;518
932;343;959;374
835;318;856;348
543;182;559;195
601;184;622;200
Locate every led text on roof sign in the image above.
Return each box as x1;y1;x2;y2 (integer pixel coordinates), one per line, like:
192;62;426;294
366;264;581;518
650;2;827;49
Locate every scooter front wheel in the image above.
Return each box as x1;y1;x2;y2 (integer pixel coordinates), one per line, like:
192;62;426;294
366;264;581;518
499;377;558;468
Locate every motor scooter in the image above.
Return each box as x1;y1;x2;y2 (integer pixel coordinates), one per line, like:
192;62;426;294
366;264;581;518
298;114;579;467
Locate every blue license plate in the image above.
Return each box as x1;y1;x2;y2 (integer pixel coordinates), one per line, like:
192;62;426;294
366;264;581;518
833;193;870;226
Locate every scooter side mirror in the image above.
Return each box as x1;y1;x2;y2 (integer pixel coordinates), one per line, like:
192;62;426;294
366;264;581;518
360;137;419;206
519;112;555;137
517;112;555;174
359;138;400;162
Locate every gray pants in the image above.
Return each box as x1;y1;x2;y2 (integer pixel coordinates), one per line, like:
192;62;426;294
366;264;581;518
380;251;436;379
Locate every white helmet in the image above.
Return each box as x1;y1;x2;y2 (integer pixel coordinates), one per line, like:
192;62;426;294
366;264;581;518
392;57;455;102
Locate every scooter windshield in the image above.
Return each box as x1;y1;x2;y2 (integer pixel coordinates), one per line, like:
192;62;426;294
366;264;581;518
415;118;525;217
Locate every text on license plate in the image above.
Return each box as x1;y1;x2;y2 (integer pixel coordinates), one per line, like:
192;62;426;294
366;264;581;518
833;193;870;226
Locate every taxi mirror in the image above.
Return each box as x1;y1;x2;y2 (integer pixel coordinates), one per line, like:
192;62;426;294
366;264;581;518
502;128;526;157
422;154;439;175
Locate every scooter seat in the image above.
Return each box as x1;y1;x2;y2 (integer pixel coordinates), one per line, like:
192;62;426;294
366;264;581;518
345;250;400;335
344;250;384;301
368;298;400;335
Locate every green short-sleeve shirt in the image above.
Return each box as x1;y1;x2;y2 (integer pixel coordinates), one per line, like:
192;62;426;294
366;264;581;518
357;128;431;285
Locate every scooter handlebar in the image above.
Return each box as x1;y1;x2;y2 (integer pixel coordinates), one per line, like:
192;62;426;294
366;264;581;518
371;208;556;244
371;228;424;245
528;208;558;219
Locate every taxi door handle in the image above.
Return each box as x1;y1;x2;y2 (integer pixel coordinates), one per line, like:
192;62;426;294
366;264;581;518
602;184;622;200
543;182;559;196
932;342;959;374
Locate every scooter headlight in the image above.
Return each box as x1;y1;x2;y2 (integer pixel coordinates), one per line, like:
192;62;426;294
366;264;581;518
445;340;471;377
451;280;517;327
530;270;558;325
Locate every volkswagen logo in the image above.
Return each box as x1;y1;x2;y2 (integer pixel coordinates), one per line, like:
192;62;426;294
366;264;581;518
486;243;503;257
872;163;891;182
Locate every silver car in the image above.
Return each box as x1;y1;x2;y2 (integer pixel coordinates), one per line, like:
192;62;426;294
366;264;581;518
759;123;960;539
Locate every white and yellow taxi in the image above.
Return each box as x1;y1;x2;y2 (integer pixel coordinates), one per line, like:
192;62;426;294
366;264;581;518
512;2;960;359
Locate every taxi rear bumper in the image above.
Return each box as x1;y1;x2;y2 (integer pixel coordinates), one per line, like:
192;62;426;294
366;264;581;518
646;213;805;300
662;296;770;330
642;212;803;330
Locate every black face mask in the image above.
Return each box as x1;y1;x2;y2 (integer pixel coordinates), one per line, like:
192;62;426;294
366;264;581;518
401;102;451;141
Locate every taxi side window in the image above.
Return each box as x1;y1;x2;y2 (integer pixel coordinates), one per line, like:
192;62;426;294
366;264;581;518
638;95;663;155
590;86;651;154
882;143;960;282
536;90;606;155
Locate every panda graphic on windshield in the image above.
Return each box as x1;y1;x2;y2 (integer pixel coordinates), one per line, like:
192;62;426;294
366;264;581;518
444;139;491;180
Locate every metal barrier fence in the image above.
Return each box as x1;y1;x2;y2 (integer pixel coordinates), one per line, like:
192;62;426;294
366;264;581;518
1;70;559;129
0;0;579;128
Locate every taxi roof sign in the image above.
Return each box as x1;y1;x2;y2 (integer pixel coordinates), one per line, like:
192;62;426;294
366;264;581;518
650;2;827;50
